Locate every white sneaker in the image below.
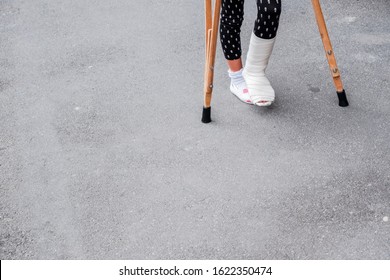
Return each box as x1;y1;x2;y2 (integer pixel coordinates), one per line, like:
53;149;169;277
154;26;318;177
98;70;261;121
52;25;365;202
228;68;252;104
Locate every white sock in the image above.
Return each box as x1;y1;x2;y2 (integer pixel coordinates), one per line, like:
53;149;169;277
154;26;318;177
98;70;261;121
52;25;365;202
228;68;252;104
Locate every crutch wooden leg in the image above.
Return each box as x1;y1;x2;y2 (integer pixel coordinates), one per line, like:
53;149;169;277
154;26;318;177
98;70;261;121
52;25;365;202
202;0;222;123
312;0;349;107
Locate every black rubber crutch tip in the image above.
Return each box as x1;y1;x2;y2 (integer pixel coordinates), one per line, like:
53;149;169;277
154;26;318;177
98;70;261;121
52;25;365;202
337;90;349;107
201;107;212;123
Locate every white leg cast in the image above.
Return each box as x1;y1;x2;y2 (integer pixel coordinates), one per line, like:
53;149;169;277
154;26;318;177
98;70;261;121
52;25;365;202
243;32;276;107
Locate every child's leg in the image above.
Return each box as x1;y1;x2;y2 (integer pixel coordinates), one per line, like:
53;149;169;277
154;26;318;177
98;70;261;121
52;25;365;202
254;0;281;40
220;0;245;63
243;0;282;106
220;0;251;104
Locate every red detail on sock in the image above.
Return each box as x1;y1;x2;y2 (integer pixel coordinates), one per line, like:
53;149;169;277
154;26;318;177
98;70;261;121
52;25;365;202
243;89;249;94
246;100;251;103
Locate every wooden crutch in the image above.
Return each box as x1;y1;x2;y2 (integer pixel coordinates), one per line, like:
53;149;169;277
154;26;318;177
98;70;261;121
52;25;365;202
312;0;349;107
202;0;222;123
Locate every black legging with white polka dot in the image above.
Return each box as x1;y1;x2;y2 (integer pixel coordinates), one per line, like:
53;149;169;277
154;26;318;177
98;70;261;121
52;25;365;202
220;0;282;60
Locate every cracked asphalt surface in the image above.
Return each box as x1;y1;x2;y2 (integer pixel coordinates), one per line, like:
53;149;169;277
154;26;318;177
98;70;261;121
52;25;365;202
1;0;389;259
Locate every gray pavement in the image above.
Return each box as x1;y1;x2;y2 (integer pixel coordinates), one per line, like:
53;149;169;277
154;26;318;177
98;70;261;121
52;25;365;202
1;0;389;259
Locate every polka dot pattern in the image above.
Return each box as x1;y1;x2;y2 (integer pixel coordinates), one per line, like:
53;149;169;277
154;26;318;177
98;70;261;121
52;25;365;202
220;0;282;60
254;0;282;40
220;0;245;60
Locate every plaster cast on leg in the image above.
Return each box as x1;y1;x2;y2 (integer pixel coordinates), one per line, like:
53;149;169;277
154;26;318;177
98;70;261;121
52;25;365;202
243;32;276;107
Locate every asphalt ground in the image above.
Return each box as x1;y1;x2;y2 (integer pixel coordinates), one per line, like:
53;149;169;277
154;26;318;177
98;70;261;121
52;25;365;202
1;0;389;259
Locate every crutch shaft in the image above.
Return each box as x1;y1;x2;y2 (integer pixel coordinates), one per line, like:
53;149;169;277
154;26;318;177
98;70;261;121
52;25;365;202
312;0;349;107
205;0;212;57
312;0;343;91
202;0;222;123
204;0;221;106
